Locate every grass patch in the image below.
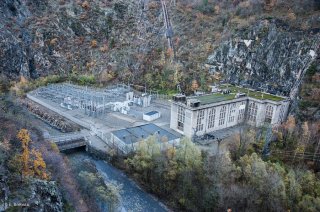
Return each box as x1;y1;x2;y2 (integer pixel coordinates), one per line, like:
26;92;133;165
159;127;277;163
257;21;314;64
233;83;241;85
196;93;235;104
220;84;285;101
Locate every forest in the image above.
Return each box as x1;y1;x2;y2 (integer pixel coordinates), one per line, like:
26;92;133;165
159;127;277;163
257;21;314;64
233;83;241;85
120;114;320;211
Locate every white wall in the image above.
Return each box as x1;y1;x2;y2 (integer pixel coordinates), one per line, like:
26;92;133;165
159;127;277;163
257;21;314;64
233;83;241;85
170;98;290;138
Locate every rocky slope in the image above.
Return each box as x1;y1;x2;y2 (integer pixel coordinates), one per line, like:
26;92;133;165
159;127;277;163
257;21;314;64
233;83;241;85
0;0;165;81
206;19;319;95
26;180;63;211
0;0;319;94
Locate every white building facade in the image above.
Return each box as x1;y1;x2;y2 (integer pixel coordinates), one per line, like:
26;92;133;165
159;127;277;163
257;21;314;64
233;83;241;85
170;95;290;138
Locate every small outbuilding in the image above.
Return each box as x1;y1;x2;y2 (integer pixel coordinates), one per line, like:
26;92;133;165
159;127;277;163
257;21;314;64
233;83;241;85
143;111;161;121
110;123;180;154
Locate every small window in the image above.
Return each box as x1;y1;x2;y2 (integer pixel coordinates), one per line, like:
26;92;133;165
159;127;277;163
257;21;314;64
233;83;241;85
219;106;226;126
238;101;246;121
196;109;205;132
265;105;274;123
208;108;216;129
228;104;236;123
177;106;185;131
248;102;258;122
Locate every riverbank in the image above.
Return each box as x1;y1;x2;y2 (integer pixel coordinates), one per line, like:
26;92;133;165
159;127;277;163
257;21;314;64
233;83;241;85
2;94;172;211
67;151;169;212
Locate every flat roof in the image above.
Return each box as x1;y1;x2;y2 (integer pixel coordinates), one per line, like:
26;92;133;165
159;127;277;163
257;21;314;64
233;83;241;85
112;123;179;145
145;111;159;116
195;93;236;105
189;85;286;106
219;84;285;101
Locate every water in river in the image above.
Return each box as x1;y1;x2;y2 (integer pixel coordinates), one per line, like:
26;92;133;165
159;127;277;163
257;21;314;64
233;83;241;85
68;152;169;212
28;113;169;212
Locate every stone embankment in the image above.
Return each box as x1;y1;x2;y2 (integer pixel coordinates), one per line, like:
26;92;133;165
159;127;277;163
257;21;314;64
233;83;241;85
20;98;80;132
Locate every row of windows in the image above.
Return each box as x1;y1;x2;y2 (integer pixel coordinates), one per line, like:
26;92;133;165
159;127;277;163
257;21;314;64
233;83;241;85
265;105;274;123
208;108;215;129
196;109;205;132
218;106;227;126
228;104;236;123
177;106;185;131
248;102;258;122
178;103;278;132
238;102;246;121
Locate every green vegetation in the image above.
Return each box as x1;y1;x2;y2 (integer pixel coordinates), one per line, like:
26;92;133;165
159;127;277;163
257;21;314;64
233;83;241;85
73;160;121;212
196;93;235;104
220;84;285;101
125;136;203;211
122;119;320;211
192;84;285;105
298;62;320;120
68;74;96;86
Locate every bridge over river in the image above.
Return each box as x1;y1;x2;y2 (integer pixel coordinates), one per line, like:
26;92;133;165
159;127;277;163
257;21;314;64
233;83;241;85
48;130;90;151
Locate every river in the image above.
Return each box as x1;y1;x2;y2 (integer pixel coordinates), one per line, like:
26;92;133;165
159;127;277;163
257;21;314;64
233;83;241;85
29;114;169;212
68;152;169;212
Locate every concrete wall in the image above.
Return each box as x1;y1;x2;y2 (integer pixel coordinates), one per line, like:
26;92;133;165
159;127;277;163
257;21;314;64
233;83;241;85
111;133;181;154
170;104;178;132
110;134;132;154
170;98;290;137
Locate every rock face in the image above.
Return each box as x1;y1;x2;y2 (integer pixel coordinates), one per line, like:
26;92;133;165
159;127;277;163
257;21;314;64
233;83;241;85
0;0;164;81
28;180;63;211
207;19;319;95
0;0;319;94
0;0;32;78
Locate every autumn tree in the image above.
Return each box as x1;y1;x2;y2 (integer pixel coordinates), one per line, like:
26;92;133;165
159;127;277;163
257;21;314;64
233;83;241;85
191;79;199;92
17;129;32;177
31;149;49;180
14;129;49;180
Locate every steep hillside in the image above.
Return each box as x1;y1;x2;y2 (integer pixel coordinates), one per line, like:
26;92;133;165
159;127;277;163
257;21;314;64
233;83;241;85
206;20;319;95
0;0;319;94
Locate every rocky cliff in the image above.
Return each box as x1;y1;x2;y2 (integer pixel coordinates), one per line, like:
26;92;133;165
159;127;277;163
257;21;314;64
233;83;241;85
206;19;319;95
0;0;319;94
4;179;63;211
0;0;164;81
27;180;63;211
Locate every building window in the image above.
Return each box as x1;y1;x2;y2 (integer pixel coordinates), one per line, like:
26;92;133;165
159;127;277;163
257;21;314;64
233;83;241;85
265;105;274;123
219;106;226;126
228;104;236;123
248;102;258;122
177;106;185;131
196;109;205;132
238;101;246;121
208;108;215;129
279;105;285;122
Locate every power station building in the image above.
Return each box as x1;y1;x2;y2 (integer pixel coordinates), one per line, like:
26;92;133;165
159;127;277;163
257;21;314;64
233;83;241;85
170;87;290;137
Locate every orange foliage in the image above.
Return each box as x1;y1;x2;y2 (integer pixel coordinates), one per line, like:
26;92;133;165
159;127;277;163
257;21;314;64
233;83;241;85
31;149;49;180
50;38;58;46
17;129;32;176
166;48;174;58
284;116;296;134
16;129;49;180
90;40;98;48
191;79;199;91
81;1;90;9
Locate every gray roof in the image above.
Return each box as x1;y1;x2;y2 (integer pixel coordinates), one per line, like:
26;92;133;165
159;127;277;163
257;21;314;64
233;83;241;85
145;111;159;116
112;123;179;145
